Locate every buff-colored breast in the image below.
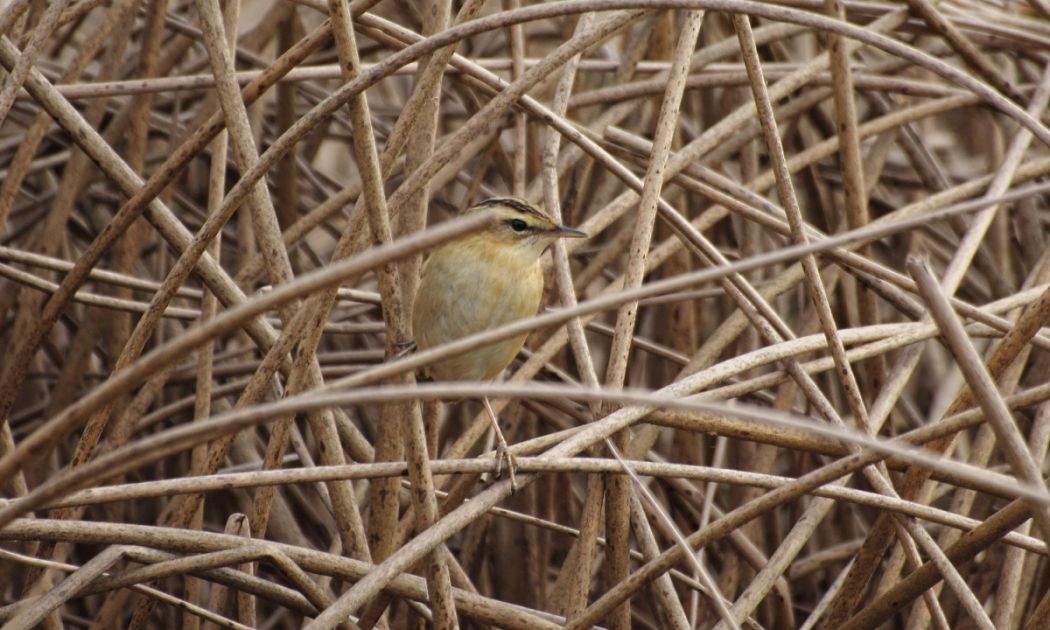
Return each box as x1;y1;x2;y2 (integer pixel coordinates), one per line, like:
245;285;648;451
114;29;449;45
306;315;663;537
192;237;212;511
412;234;544;382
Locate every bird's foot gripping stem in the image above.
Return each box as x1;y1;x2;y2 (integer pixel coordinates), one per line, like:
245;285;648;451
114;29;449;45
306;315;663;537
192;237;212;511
482;397;518;492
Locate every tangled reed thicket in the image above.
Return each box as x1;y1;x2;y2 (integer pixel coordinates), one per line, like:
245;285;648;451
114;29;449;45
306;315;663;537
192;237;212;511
2;0;1050;628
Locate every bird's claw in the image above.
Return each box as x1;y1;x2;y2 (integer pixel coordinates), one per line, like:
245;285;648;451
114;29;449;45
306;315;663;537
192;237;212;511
480;396;518;492
493;441;518;492
483;439;518;492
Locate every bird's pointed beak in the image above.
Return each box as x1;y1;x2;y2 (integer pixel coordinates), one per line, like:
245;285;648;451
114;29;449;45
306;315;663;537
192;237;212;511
551;224;588;239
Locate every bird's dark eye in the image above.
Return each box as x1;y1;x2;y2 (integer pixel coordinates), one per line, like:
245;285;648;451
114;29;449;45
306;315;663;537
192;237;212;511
508;218;528;232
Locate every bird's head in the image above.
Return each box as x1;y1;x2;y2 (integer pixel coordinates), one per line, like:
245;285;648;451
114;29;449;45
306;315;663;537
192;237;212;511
467;197;587;259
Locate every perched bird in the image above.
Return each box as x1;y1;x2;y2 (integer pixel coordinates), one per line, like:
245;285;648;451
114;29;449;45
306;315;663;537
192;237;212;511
412;197;587;487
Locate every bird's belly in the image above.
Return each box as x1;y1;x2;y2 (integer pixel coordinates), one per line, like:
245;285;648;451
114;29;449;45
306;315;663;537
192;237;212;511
426;333;530;382
414;254;542;381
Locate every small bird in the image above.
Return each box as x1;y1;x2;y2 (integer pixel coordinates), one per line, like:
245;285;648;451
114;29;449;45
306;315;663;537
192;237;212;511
412;197;587;488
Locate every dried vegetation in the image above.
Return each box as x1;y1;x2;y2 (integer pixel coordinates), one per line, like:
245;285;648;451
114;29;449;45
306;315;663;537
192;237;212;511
2;0;1050;628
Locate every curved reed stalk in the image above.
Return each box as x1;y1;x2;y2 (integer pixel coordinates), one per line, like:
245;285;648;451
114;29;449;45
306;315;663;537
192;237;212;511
2;1;1050;628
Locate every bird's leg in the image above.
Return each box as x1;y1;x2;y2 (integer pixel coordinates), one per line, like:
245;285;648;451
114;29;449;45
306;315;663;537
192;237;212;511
481;396;518;491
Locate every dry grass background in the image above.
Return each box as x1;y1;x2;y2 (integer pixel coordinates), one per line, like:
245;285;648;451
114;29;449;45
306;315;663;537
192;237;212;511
1;0;1050;628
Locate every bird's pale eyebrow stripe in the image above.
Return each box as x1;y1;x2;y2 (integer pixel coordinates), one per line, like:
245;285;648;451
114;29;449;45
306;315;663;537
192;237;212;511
474;197;546;220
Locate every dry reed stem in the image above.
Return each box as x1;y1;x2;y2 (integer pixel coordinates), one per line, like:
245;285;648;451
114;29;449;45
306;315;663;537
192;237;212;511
4;1;1050;628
